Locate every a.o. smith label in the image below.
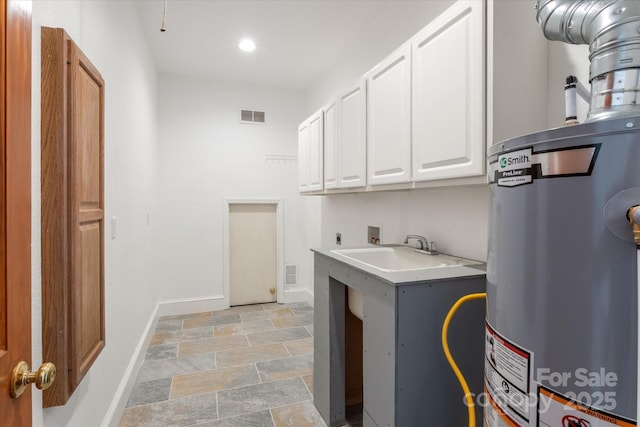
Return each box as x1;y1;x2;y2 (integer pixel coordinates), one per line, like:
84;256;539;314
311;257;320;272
490;144;600;188
497;148;533;187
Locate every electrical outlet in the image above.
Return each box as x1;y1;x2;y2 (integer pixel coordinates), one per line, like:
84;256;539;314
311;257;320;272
336;232;342;245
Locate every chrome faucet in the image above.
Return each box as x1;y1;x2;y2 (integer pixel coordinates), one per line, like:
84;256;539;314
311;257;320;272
404;235;428;250
404;235;438;255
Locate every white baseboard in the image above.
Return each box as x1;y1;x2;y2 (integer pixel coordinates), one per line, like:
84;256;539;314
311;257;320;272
157;295;228;317
102;304;159;427
283;287;313;305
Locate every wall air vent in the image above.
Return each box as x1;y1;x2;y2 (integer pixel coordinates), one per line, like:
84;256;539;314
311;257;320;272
240;109;266;124
285;265;297;287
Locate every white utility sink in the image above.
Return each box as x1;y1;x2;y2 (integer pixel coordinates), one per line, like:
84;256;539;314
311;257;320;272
331;245;477;272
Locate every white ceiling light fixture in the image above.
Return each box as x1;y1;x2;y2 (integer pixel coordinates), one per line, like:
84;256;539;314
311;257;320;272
238;38;256;52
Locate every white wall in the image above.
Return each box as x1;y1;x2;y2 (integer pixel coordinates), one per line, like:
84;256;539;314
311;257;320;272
31;2;159;426
154;75;311;304
489;0;549;145
320;186;489;261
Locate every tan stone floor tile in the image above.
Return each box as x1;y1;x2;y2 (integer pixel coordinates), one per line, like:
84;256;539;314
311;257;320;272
150;326;214;346
193;410;274;426
217;378;310;419
183;312;241;329
214;319;275;337
272;315;313;329
119;393;217;427
302;375;313;395
284;338;313;356
247;327;311;346
256;355;313;382
240;308;296;322
179;334;249;356
171;365;259;399
216;343;289;368
119;404;153;427
271;401;326;427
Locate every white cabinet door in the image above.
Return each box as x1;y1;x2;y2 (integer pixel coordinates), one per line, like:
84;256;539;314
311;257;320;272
298;120;310;192
412;0;484;182
367;42;411;186
308;110;324;191
337;79;367;188
324;100;338;190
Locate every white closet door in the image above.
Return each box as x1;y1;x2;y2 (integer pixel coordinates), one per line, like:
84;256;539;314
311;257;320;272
229;204;277;306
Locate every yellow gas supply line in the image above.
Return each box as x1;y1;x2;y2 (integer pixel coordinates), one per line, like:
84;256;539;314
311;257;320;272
441;292;486;427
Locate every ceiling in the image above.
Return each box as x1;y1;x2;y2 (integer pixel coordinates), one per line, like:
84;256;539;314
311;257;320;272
134;0;450;91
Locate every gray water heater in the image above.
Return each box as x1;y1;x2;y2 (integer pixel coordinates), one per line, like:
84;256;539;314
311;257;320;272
484;1;640;425
486;115;640;427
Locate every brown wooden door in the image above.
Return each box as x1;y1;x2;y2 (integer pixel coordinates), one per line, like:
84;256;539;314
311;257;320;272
41;27;105;407
0;0;33;425
68;39;105;390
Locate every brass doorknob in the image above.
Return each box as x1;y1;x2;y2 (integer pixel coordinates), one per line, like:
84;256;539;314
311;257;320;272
10;361;56;398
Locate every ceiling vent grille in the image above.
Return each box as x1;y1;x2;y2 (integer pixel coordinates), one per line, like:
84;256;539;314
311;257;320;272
240;109;266;124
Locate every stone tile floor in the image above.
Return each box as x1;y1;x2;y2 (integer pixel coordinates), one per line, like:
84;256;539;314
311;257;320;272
119;302;362;427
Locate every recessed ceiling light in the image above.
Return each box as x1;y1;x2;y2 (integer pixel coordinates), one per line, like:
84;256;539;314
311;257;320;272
239;39;256;52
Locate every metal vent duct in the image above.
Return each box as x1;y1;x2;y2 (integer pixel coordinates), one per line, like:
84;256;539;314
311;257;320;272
536;0;640;121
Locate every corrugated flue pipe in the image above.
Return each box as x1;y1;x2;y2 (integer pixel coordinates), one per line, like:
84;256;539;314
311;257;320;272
536;0;640;121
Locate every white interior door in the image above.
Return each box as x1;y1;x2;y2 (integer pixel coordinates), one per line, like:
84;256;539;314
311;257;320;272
229;203;277;306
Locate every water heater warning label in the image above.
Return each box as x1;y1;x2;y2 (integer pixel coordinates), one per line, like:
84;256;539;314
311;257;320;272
538;386;636;427
485;322;533;426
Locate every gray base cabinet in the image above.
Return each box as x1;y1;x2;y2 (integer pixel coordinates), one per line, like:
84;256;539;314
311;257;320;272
313;252;486;427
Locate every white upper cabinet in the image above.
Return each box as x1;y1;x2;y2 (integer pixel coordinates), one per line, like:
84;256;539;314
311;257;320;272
308;110;324;191
411;0;484;182
298;109;324;193
367;42;412;186
337;79;367;189
324;100;338;190
298;0;545;194
298;120;310;192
